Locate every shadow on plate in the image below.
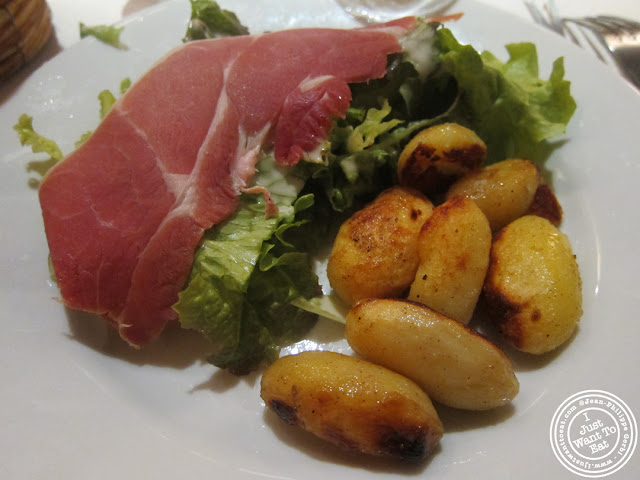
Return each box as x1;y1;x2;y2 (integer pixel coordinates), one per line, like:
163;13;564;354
502;326;579;372
262;408;437;475
65;307;212;370
190;367;261;394
65;308;346;375
436;402;516;433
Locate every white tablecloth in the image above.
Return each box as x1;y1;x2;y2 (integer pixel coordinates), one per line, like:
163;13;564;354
44;0;640;49
2;0;640;102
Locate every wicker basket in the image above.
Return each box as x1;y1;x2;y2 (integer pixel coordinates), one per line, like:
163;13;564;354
1;0;53;80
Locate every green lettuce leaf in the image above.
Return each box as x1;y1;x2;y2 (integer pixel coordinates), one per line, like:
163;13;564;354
13;114;63;163
174;157;320;374
119;77;132;94
183;0;249;42
435;28;576;162
13;114;63;187
79;23;127;50
346;99;403;154
98;90;117;119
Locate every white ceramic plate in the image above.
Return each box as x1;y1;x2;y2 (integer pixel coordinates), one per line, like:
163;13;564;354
1;0;639;478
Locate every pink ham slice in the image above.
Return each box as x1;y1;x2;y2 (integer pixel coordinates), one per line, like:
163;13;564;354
38;18;417;346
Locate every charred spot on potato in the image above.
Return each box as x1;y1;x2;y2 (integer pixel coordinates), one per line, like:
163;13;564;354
398;123;488;195
528;184;563;225
401;164;458;195
399;144;435;178
483;288;525;349
378;427;428;462
443;145;486;170
500;320;525;349
411;144;437;165
269;400;299;425
399;145;450;192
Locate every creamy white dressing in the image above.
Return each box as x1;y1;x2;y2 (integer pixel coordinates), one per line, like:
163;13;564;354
400;21;437;78
301;140;330;165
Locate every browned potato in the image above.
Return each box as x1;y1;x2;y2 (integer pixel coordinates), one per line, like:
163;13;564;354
446;159;540;231
397;123;487;195
346;298;519;410
327;186;434;306
260;350;444;462
527;183;563;226
408;195;491;324
484;215;582;354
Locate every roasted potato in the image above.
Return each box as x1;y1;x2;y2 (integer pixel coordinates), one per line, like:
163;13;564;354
260;350;444;462
445;158;540;231
346;298;519;410
408;195;491;325
397;123;487;195
327;186;434;306
484;215;582;354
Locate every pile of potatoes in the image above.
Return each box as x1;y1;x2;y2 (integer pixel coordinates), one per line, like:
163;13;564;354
260;123;583;463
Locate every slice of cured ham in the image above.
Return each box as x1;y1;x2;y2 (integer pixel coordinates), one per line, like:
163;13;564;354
38;18;417;346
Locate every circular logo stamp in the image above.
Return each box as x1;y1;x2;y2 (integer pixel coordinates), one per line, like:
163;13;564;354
550;390;637;477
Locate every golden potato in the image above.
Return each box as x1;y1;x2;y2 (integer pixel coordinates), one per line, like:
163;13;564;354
408;195;491;324
260;350;444;462
346;298;519;410
484;215;582;354
446;158;540;231
397;122;487;195
327;186;434;306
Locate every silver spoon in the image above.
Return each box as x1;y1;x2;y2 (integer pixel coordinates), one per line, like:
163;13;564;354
336;0;457;24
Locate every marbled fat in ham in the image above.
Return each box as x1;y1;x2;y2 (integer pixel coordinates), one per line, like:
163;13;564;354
38;18;417;346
